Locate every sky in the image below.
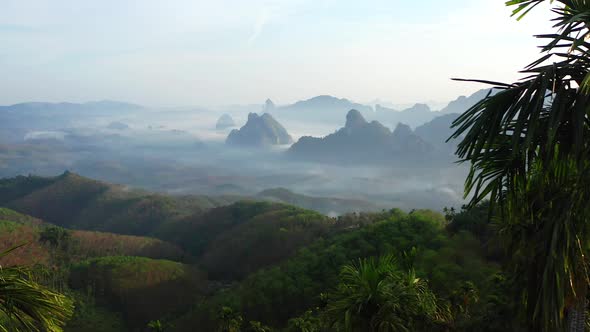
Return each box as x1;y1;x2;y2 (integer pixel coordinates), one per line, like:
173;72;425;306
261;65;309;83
0;0;555;108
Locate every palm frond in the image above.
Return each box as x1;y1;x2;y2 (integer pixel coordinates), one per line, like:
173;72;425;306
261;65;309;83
0;248;74;332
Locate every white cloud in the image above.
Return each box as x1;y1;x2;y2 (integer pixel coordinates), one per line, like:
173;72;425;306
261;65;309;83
249;7;272;45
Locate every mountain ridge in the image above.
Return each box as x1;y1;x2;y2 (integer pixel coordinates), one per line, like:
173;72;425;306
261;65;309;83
287;109;433;164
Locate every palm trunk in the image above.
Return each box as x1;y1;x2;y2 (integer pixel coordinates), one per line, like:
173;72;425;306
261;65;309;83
568;298;587;332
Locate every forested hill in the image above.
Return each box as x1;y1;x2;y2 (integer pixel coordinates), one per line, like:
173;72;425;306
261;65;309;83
0;197;374;330
0;172;240;235
0;175;518;331
0;172;383;278
0;172;379;227
172;206;511;331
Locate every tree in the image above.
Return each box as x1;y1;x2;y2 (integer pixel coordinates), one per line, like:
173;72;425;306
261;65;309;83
286;309;322;332
448;281;479;324
39;226;71;250
246;320;273;332
323;255;441;332
0;245;74;332
217;306;244;332
147;320;165;332
449;1;590;331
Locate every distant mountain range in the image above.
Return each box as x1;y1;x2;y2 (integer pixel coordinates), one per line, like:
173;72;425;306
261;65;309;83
0;100;145;130
270;95;374;124
373;103;438;128
415;113;462;152
0;89;492;132
439;89;492;114
226;113;293;147
411;89;494;151
0;100;143;114
266;89;493;129
287;109;433;164
0;89;492;148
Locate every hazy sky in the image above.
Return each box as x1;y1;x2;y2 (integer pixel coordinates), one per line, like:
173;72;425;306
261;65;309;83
0;0;554;107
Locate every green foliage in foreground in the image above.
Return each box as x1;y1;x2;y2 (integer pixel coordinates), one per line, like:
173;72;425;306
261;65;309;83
64;292;127;332
323;256;441;332
69;256;204;330
0;187;526;331
0;246;74;332
173;209;506;331
450;1;590;330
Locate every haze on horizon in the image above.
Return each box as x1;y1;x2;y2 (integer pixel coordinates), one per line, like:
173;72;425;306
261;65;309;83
0;0;553;107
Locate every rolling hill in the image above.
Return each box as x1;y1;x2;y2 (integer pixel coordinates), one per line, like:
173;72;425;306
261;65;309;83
69;256;204;330
0;172;381;230
155;201;340;280
0;173;510;331
0;208;186;267
0;173;387;281
0;172;240;235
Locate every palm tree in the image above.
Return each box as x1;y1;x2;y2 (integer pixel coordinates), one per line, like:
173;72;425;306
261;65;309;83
0;245;74;332
323;255;441;332
449;1;590;331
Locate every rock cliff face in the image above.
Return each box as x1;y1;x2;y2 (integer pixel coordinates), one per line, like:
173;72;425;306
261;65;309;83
287;109;433;164
391;122;432;154
226;113;293;147
414;113;461;152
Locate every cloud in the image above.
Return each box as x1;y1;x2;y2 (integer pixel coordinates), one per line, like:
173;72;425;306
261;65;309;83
249;7;272;45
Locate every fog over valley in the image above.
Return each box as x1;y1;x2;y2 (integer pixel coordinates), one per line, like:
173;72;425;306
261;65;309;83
0;91;485;214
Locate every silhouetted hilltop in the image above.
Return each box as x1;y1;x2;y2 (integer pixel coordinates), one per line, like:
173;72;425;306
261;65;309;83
374;103;438;128
413;112;469;155
407;89;496;153
272;95;373;124
439;89;492;114
391;122;432;154
263;98;276;112
287;109;433;163
226;113;293;146
215;114;236;130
